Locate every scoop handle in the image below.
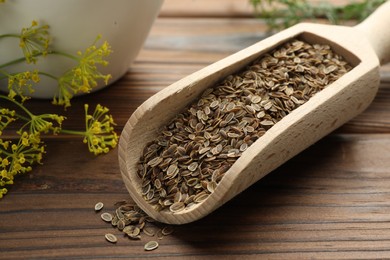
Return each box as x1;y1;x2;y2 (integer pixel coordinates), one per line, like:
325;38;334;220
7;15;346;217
355;1;390;65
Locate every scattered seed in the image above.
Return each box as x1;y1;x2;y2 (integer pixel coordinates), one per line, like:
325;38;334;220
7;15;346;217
144;240;159;251
99;200;176;251
94;202;104;211
125;226;141;239
161;226;174;236
117;219;126;231
105;233;117;243
101;212;113;222
156;229;164;240
143;227;156;237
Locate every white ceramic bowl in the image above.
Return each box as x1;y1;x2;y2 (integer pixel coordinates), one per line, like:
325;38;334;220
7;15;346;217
0;0;163;98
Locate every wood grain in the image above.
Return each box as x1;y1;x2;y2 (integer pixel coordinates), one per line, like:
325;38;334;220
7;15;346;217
1;135;390;259
159;0;361;18
1;5;390;259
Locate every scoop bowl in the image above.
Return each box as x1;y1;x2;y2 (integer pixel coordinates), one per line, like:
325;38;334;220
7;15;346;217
119;2;390;224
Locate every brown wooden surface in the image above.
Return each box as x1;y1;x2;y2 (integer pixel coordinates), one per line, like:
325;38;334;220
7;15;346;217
159;0;359;18
1;0;390;259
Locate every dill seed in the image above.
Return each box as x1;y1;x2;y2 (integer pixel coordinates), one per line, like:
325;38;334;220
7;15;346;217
137;38;352;213
105;233;117;243
144;240;159;251
94;202;104;211
101;212;113;222
100;200;175;251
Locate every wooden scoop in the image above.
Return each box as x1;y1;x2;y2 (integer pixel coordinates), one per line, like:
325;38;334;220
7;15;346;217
118;2;390;224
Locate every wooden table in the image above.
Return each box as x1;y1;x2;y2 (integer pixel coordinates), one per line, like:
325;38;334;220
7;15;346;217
1;1;390;259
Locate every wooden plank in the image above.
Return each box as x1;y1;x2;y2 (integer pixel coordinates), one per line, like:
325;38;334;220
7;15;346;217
1;134;390;259
159;0;360;18
1;13;389;259
160;0;255;18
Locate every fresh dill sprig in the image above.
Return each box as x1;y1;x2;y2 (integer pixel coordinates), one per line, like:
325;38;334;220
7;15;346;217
0;15;118;198
250;0;387;32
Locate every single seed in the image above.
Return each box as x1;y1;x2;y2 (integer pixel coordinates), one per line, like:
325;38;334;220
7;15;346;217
105;233;117;243
187;162;198;172
225;112;235;123
127;226;141;238
167;164;178;176
207;181;217;193
194;192;209;203
123;225;134;234
111;215;119;226
162;226;174;236
156;229;164;240
240;143;248;152
144;240;159;251
143;227;156;237
251;95;262;104
210;100;219;108
169;201;185;213
117;219;126;231
199;147;211;154
94;202;104;211
148;157;162;167
101;212;113;222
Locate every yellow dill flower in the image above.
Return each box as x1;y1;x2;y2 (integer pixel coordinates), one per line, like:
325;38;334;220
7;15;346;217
0;132;45;195
82;104;118;155
0;188;7;199
0;108;16;135
54;36;112;108
0;139;10;150
7;70;40;102
1;159;9;169
1;95;65;135
52;73;80;108
19;20;50;64
22;113;65;135
0;15;117;198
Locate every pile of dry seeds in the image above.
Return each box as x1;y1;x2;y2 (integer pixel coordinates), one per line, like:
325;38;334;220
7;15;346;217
137;38;353;213
95;200;174;251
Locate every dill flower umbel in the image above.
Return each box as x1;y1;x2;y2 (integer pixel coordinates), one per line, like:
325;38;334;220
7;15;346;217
53;36;112;108
71;37;112;92
0;11;116;198
0;108;16;135
58;104;117;156
7;70;40;102
82;104;118;155
0;132;45;198
19;20;50;64
23;113;65;135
